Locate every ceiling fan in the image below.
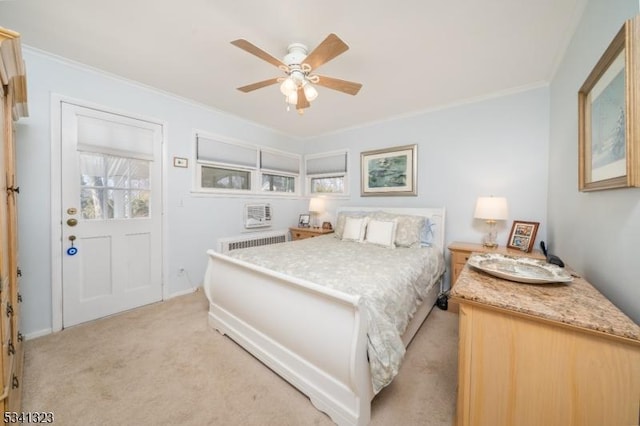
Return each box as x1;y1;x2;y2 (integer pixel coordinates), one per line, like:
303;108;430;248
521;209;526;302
231;33;363;114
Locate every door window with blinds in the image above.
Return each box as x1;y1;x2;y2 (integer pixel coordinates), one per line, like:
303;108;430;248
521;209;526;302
195;134;301;195
305;150;349;196
77;115;154;220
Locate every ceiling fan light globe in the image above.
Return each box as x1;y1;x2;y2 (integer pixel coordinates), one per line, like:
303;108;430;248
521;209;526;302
286;91;298;105
303;84;318;101
280;78;297;96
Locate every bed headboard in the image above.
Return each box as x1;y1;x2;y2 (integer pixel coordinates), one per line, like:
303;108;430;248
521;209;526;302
335;206;446;253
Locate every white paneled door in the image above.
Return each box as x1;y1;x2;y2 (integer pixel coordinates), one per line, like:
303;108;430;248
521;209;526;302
60;102;163;327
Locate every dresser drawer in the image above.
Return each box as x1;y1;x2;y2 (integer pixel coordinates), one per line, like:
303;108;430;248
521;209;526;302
292;230;314;240
2;338;11;386
1;300;10;344
451;250;472;266
293;231;313;240
290;227;334;241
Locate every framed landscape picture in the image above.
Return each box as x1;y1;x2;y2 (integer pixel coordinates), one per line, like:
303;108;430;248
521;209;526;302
360;144;417;196
507;221;539;253
578;16;639;191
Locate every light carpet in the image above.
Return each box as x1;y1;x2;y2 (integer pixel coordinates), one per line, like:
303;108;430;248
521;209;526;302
21;290;458;425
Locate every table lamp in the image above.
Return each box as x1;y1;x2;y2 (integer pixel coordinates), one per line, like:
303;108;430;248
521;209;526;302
308;197;325;228
474;196;508;248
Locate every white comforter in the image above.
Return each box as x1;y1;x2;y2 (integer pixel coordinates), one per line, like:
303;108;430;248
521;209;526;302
226;235;445;393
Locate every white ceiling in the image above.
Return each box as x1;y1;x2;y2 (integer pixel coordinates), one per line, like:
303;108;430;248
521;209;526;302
0;0;586;138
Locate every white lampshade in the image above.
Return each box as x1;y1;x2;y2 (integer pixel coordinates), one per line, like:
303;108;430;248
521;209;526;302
474;196;508;248
308;197;324;213
474;196;509;221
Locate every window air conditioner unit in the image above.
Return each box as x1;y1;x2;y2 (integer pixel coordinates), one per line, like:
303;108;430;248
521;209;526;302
244;203;272;229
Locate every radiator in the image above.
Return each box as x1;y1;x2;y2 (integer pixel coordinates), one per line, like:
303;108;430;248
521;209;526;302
217;229;289;253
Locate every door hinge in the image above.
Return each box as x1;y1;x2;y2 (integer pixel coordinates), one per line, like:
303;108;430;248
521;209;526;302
17;292;22;303
16;267;22;278
17;332;23;342
6;302;13;317
12;375;19;389
7;339;15;356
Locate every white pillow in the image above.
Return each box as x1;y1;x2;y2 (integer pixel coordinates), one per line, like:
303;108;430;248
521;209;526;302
365;219;397;248
342;216;369;242
372;212;425;247
334;212;371;239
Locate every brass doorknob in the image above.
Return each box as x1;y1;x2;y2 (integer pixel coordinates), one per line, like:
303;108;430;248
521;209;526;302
67;218;78;227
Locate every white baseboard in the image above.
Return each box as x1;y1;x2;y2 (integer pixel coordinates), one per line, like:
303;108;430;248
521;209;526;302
167;285;202;299
24;328;53;341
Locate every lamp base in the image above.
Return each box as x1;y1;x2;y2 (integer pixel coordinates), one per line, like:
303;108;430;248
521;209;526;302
482;219;498;248
310;212;319;228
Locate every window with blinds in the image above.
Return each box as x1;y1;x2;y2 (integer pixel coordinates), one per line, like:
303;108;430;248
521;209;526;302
260;149;299;193
305;150;349;195
195;134;300;195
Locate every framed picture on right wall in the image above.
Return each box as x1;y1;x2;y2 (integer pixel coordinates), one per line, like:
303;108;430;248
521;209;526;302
578;16;640;191
507;221;539;253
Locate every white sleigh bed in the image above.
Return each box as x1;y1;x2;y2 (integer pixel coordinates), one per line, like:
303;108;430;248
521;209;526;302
203;207;446;425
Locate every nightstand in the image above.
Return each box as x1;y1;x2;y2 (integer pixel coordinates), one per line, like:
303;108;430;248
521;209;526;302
447;241;545;312
289;227;334;241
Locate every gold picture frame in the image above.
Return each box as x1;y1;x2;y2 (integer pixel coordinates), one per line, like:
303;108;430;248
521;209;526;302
578;16;639;191
360;144;417;196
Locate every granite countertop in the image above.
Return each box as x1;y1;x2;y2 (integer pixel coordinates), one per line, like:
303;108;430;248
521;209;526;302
450;261;640;342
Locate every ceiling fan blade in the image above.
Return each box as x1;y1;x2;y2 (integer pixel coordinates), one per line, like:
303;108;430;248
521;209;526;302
314;75;362;96
296;87;310;110
303;33;349;70
231;39;288;69
237;78;280;93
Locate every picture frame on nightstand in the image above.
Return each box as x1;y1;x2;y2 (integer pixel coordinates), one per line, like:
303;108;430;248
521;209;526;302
507;221;539;253
298;214;310;228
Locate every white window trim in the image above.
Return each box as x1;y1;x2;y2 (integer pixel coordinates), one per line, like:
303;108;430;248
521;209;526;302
260;171;300;195
195;160;256;195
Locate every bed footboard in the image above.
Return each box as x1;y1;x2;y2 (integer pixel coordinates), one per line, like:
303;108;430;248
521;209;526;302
204;249;373;426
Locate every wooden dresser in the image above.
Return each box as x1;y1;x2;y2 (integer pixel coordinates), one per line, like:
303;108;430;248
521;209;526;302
0;27;28;412
289;227;334;241
450;264;640;426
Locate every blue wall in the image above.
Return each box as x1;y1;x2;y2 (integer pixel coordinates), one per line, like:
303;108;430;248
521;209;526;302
548;0;640;323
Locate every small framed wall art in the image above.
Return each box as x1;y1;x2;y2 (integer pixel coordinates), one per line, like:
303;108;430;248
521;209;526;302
578;16;639;191
360;144;417;196
173;157;188;168
507;221;539;253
